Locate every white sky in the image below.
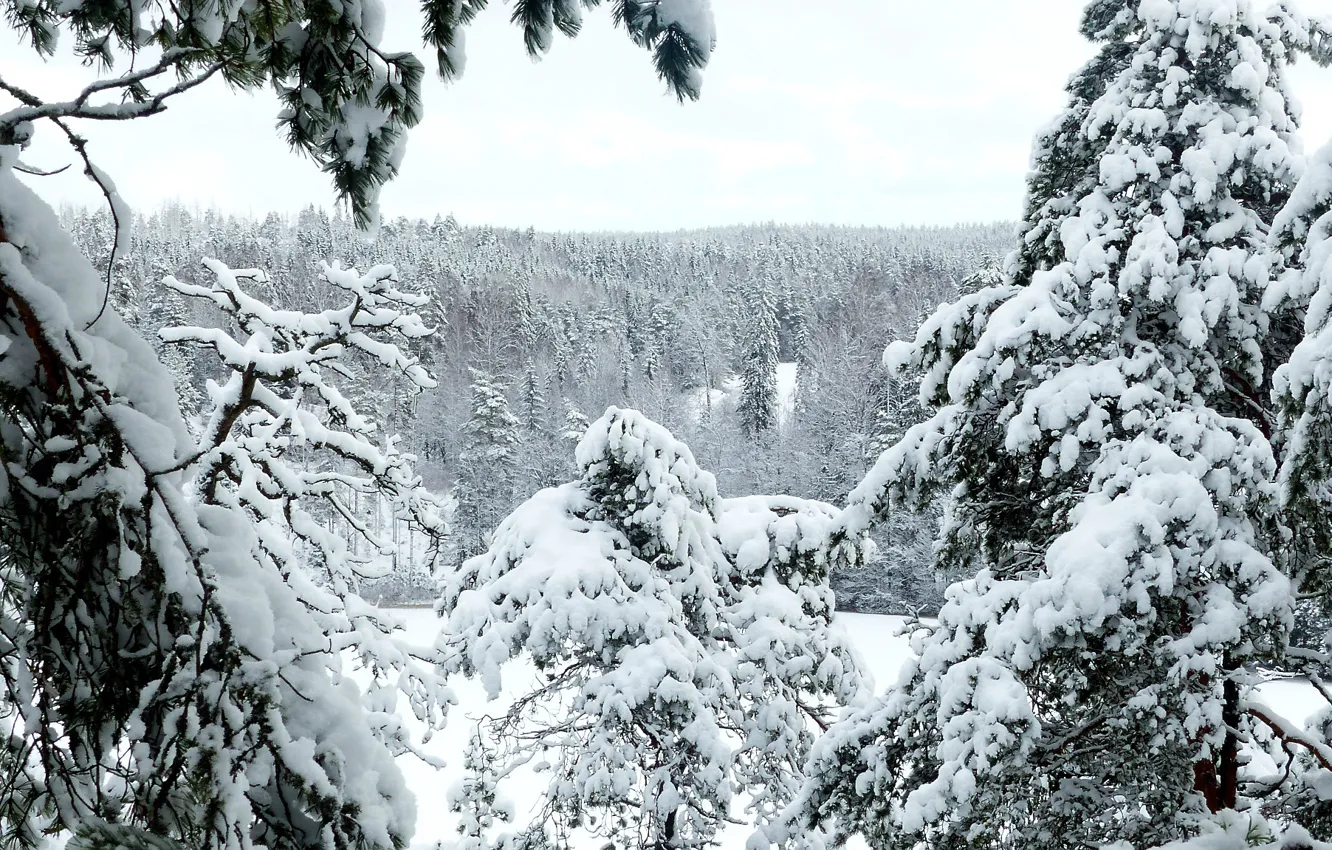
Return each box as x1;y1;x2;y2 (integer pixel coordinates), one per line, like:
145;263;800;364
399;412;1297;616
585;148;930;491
6;1;1332;231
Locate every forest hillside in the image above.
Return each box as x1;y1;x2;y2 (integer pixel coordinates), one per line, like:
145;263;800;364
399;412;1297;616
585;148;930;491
71;204;1011;611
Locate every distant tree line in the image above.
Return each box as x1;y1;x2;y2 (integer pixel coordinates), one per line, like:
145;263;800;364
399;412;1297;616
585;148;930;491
69;204;1011;611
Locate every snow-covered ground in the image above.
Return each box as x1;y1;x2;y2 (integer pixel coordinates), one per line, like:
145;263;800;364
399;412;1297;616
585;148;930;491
378;608;1325;849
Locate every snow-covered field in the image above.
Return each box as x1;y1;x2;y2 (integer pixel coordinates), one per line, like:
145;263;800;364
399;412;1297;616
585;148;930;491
380;608;1325;849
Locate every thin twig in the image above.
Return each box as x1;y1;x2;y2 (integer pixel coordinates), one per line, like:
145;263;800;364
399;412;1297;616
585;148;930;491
13;161;71;177
49;118;122;330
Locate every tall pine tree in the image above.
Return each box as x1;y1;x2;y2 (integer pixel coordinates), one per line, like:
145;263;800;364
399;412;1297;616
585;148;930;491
769;3;1310;848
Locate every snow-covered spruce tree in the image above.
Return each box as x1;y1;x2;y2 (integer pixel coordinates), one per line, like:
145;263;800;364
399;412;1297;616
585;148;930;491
765;4;1311;849
452;369;522;562
738;279;780;435
437;408;866;850
515;361;564;496
520;361;548;433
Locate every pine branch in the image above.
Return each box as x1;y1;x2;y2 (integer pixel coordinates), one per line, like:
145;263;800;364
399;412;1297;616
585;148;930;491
0;53;223;128
1247;702;1332;773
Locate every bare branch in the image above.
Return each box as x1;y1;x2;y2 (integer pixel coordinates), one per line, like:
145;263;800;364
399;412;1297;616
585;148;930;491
12;161;72;177
44;118;124;330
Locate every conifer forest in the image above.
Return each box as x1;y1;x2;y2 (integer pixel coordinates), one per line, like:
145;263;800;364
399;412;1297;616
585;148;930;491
8;3;1332;850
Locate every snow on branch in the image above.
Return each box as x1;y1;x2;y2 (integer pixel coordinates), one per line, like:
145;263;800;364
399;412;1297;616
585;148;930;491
0;166;452;850
158;254;453;772
161;257;444;582
436;407;868;850
1248;701;1332;773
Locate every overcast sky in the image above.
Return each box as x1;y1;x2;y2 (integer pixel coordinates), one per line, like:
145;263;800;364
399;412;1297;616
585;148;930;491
7;1;1332;231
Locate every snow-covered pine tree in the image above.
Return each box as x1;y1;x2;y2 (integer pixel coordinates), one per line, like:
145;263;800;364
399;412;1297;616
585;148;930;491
0;0;717;844
438;407;737;850
716;494;869;828
739;279;780;435
160;256;447;602
0;172;452;850
767;3;1310;849
561;401;591;447
436;408;866;850
1260;136;1332;840
452;369;522;562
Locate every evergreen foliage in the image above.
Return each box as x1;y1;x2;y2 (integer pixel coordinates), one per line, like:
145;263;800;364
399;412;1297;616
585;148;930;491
453;368;522;562
766;3;1326;849
436;408;867;850
738;278;780;436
